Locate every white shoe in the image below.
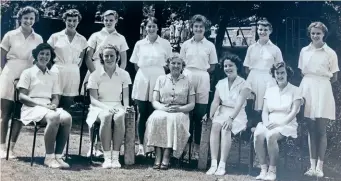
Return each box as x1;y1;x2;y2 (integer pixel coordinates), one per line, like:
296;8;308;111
56;158;70;168
206;166;217;175
136;147;145;156
0;150;7;159
44;158;61;168
95;149;103;157
112;158;121;168
214;166;226;176
102;159;112;169
304;168;316;176
315;168;324;178
264;170;276;181
256;169;267;180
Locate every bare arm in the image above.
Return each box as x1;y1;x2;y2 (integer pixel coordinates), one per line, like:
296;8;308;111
19;88;47;107
209;89;221;119
151;90;168;111
280;99;302;125
1;48;8;70
119;51;127;70
331;72;338;83
78;48;87;68
85;47;96;73
51;94;60;107
207;64;216;74
122;87;130;107
89;89;110;110
229;88;252;119
261;99;270;125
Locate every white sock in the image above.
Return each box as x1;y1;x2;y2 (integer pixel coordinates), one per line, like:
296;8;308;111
269;165;276;173
103;151;111;160
55;154;63;159
138;144;144;150
211;159;218;167
112;150;120;160
317;160;324;170
218;161;226;168
260;164;268;171
45;154;55;159
310;159;317;169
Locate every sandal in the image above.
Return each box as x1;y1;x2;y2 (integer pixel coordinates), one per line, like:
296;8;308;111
160;163;170;170
153;163;161;170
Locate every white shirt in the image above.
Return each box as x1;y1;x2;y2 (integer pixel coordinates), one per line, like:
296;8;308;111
47;30;87;65
17;65;61;99
1;27;43;64
298;43;339;78
88;28;129;61
180;37;218;70
243;40;283;70
129;36;172;68
87;66;132;102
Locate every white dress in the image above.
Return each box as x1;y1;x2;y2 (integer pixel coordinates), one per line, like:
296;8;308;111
298;43;339;120
254;83;302;138
212;76;251;135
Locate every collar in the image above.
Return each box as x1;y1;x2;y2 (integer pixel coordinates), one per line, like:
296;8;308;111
306;42;330;51
166;73;185;81
16;26;36;38
61;29;81;37
144;35;161;44
228;76;243;90
100;66;120;77
256;39;273;46
32;65;50;75
190;36;206;44
101;28;119;35
277;82;292;94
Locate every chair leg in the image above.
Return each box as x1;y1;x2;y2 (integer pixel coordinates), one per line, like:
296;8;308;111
31;125;38;166
79;116;85;156
188;142;192;165
65;136;70;161
6;119;15;160
238;133;242;168
90;126;96;164
249;135;254;175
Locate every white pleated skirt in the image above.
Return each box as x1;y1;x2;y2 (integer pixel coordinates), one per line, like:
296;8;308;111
86;102;125;126
212;105;247;135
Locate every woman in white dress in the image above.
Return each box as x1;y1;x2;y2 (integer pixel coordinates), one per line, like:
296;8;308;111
254;62;302;181
144;53;195;170
206;54;252;176
47;9;87;110
0;6;43;158
299;22;339;178
243;18;284;112
86;45;132;169
130;17;172;156
17;43;72;168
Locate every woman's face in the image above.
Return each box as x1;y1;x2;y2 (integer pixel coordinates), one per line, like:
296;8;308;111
192;21;205;37
275;66;288;86
146;21;158;35
310;27;324;44
103;15;117;30
169;58;183;75
65;16;79;31
20;12;35;29
36;49;51;68
102;49;117;69
223;59;238;78
257;24;271;40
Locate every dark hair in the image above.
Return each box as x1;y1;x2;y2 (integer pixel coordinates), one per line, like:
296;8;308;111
189;14;210;31
102;10;119;21
143;17;158;27
62;9;82;21
99;44;120;64
307;21;329;40
219;53;243;76
32;43;56;69
270;62;294;81
17;6;39;23
257;18;272;31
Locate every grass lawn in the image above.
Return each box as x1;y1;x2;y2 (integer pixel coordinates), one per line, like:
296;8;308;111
1;126;341;181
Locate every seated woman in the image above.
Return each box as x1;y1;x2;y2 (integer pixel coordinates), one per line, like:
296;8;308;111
86;45;132;169
144;53;195;170
17;43;72;168
206;54;252;176
254;62;302;181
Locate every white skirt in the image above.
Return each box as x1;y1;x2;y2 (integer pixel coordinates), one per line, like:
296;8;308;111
254;121;298;139
51;64;80;96
131;66;165;102
20;98;64;125
86;102;125;126
246;69;276;111
212;105;247;135
299;74;335;120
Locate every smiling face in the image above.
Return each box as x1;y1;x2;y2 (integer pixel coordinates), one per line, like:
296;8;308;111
103;15;117;30
36;49;51;68
169;58;183;75
257;24;272;41
20;12;35;29
223;59;238;79
275;66;287;86
65;16;79;31
310;27;324;44
146;21;158;35
102;48;117;69
192;21;205;37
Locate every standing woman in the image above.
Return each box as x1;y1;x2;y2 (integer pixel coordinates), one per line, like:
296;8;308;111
47;9;87;110
130;17;172;156
243;19;284;112
0;6;43;158
299;22;339;178
180;14;218;156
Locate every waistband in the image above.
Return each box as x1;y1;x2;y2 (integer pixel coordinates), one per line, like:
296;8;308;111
304;74;330;80
185;67;207;72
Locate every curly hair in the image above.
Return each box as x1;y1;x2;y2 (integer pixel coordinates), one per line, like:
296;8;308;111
307;21;329;40
219;53;243;76
32;43;56;61
99;44;120;65
189;14;210;31
270;62;294;81
62;9;82;22
166;52;186;71
17;6;39;23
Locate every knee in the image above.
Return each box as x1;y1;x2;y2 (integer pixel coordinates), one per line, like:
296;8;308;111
211;124;221;133
59;110;72;126
266;133;279;146
98;111;113;126
254;133;265;143
114;113;125;130
46;112;61;125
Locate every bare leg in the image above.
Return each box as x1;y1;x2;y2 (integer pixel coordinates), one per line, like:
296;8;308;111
214;129;232;175
55;110;72;154
154;147;162;166
254;125;268;180
305;118;318;176
266;131;283;167
98;111;113;168
206;123;221;175
162;148;172;165
315;118;328;177
0;99;14;144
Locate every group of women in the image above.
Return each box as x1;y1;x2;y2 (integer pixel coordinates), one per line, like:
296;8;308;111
0;6;338;180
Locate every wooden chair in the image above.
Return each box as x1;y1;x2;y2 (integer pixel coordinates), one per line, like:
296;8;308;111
6;78;70;166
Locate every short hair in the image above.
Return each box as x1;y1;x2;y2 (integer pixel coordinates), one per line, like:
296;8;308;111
102;10;119;21
307;21;328;39
257;18;272;31
32;43;56;69
270;62;294;81
189;14;210;30
143;17;158;27
99;44;120;65
17;6;39;23
62;9;82;22
166;52;186;69
219;53;243;76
